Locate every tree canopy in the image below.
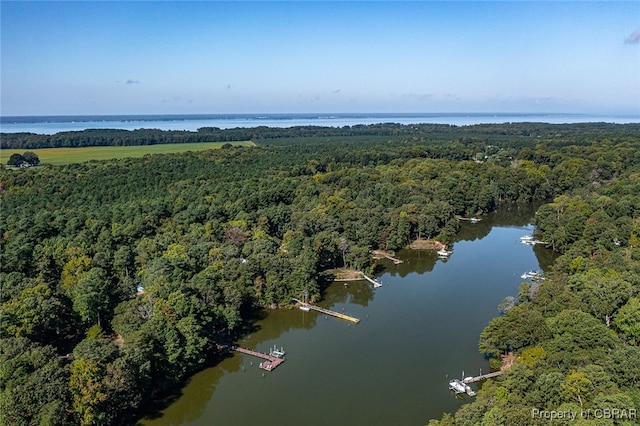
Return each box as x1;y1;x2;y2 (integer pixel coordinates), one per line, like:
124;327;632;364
6;151;39;167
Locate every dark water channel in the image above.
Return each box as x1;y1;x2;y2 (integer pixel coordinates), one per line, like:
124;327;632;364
140;204;555;426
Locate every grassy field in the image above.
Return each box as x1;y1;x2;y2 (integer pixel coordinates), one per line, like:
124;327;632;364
1;141;255;165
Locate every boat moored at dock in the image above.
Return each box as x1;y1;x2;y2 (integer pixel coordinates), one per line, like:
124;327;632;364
520;270;544;280
437;248;452;258
520;235;534;244
448;379;476;397
234;345;286;372
520;235;548;246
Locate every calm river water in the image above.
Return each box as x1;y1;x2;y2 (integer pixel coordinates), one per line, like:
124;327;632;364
139;204;555;426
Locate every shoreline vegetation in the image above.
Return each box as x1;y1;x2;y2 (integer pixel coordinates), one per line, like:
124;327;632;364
1;122;639;425
325;268;365;281
409;239;448;250
328;240;450;281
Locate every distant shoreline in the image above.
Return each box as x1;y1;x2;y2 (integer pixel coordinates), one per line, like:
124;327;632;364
2;112;639;135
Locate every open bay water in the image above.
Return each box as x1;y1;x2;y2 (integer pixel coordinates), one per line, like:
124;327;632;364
139;204;556;426
2;113;639;134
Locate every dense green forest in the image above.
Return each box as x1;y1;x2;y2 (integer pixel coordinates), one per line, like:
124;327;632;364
1;123;639;425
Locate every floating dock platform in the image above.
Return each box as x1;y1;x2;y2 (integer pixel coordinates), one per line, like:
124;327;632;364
234;346;285;371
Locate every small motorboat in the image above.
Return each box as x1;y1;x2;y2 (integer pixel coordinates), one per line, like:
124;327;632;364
521;270;542;280
520;235;534;245
437;248;452;257
449;379;467;394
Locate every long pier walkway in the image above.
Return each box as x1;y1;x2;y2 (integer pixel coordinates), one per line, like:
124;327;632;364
463;370;503;384
234;346;285;371
292;298;360;324
362;275;381;287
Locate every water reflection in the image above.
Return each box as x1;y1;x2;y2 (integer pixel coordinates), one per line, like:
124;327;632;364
383;202;555;279
453;203;543;244
139;361;227;425
321;279;375;308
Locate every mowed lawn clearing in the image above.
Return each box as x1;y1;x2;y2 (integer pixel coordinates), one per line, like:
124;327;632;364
1;141;255;165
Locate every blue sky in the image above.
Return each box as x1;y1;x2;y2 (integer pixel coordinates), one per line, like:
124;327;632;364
1;1;639;116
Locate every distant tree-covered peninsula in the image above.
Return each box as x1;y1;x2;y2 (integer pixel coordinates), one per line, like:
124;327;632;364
1;122;639;425
2;121;638;149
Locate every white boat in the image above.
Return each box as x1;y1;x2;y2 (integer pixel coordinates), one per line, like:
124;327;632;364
437;248;452;257
520;235;534;245
521;270;541;279
449;379;467;394
373;280;382;288
298;291;311;310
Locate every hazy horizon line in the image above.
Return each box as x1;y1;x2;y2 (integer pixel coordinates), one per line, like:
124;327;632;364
4;111;639;120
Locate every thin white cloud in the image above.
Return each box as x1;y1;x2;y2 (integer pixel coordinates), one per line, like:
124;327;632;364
402;92;434;101
624;30;640;44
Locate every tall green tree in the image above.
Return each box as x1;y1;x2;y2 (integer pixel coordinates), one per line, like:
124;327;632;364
73;268;111;327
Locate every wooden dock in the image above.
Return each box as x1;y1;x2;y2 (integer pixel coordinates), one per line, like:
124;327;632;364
449;370;504;397
362;275;382;288
234;346;285;371
462;370;503;384
292;298;360;324
451;353;512;395
458;216;481;223
382;254;403;264
373;250;403;264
